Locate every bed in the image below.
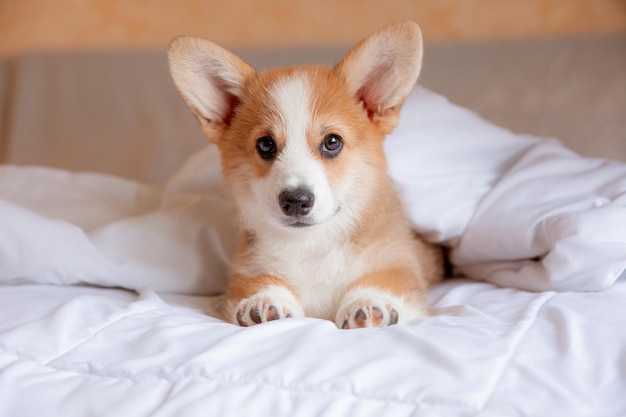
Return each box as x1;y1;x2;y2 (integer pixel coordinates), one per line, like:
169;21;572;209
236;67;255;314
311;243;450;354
1;35;625;417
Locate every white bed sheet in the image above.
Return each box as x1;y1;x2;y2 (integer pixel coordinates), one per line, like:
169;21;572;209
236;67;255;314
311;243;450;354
1;279;625;417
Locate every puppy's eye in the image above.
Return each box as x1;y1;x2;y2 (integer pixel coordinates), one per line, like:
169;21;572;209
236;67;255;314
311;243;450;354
320;134;343;159
256;136;277;160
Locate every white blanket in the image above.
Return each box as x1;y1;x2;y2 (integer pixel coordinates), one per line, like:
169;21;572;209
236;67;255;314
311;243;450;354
1;87;624;293
1;280;625;416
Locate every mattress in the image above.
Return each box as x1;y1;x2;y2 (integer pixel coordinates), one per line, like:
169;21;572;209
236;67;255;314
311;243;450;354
1;35;625;417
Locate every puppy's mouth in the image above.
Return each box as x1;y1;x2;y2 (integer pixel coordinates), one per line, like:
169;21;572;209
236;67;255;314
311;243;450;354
280;206;341;229
287;220;315;228
280;216;317;228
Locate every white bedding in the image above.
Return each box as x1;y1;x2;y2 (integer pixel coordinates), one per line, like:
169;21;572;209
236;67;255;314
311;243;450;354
1;280;625;416
1;87;625;416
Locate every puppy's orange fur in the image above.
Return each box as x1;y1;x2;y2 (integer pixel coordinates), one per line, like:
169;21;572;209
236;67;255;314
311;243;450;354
169;22;443;328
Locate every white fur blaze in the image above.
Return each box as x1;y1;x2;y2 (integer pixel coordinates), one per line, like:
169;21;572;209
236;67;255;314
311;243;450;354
246;74;337;229
335;287;428;329
234;285;305;326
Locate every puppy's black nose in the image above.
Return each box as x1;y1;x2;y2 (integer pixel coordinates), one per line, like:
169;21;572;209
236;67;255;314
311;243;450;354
279;188;315;217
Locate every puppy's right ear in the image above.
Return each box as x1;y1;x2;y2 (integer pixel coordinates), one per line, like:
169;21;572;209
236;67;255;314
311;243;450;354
168;37;254;143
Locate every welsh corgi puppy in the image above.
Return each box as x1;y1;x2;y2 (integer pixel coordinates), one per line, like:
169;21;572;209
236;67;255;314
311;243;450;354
168;21;443;329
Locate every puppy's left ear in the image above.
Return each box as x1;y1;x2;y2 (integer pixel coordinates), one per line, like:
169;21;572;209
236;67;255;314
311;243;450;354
336;21;423;134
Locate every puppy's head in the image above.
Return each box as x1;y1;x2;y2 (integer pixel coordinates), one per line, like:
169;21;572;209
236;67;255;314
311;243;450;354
169;22;423;234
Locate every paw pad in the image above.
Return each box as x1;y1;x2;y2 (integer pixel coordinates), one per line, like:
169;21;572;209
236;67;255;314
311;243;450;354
340;301;399;329
235;294;297;327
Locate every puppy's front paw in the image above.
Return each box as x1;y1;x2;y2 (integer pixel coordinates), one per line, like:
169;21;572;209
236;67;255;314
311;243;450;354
336;298;399;329
234;286;304;327
335;287;427;329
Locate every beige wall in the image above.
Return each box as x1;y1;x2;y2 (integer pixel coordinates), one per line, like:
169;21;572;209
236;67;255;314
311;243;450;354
1;0;625;56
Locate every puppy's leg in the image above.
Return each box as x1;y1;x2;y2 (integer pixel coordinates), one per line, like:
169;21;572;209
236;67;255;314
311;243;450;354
335;269;429;329
224;275;305;326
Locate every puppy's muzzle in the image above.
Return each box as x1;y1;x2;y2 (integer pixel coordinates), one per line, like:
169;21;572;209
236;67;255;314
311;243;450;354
279;188;315;217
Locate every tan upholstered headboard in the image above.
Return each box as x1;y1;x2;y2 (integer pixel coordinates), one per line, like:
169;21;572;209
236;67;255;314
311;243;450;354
1;34;624;183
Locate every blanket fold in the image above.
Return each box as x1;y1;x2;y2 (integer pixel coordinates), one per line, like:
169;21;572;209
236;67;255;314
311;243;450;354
451;141;626;291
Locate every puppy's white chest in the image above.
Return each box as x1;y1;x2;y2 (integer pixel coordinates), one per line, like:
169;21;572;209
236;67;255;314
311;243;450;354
252;235;363;320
